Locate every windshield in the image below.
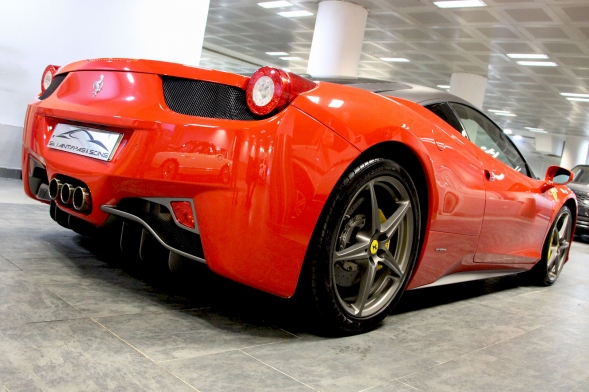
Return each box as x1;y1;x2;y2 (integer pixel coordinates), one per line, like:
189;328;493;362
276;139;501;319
572;166;589;184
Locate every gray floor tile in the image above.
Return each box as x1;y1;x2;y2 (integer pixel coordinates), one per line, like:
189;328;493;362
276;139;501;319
0;318;195;392
398;351;579;392
44;278;198;318
377;299;573;363
0;271;85;328
243;334;439;392
162;350;313;391
479;312;589;383
0;256;20;272
0;179;38;204
26;259;208;318
362;381;418;391
9;256;106;271
576;379;589;392
96;308;297;362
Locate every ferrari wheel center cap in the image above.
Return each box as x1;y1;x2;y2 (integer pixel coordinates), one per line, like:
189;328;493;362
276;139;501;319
370;240;379;255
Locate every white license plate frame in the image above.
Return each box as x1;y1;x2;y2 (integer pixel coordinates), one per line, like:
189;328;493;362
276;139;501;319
47;123;123;162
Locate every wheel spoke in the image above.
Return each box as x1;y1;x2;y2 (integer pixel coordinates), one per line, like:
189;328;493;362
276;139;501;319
559;240;570;251
558;214;570;238
368;182;381;234
352;260;377;316
381;201;410;239
334;240;370;262
547;245;558;270
381;249;403;278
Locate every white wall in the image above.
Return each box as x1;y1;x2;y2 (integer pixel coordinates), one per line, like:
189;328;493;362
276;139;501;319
0;0;210;128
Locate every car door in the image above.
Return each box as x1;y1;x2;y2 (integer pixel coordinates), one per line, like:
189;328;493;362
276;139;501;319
449;102;553;264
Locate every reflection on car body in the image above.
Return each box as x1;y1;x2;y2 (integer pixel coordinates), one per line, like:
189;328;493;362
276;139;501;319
153;140;232;184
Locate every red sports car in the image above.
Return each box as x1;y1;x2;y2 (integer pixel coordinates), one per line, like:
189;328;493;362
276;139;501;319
23;59;577;333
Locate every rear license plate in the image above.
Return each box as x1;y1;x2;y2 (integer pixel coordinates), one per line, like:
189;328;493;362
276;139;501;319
47;123;123;162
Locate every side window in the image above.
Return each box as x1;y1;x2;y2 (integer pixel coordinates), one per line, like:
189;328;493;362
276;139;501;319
425;103;465;137
449;103;530;177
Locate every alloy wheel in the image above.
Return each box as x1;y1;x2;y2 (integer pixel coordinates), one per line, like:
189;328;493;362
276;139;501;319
546;209;572;281
332;175;414;318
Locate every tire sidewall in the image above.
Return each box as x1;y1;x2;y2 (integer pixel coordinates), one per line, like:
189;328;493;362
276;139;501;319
311;158;422;333
538;206;571;286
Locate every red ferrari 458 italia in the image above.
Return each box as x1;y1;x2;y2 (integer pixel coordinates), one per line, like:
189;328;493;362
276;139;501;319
23;59;577;333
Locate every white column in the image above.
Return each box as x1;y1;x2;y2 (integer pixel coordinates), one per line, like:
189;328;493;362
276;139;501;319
449;73;488;109
307;1;368;78
535;134;565;156
560;137;589;169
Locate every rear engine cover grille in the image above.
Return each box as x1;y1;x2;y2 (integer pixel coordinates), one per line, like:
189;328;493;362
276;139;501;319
162;76;257;121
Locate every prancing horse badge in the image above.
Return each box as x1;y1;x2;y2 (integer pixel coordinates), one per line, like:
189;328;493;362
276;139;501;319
92;75;104;97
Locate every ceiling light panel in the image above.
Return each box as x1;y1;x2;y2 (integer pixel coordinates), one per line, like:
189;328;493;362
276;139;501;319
506;54;549;59
380;57;411;62
277;10;313;17
258;1;292;8
525;127;547;133
516;61;558;67
434;0;487;9
560;93;589;98
266;52;289;56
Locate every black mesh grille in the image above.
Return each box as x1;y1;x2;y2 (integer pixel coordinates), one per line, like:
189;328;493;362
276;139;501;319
39;74;67;100
162;76;258;121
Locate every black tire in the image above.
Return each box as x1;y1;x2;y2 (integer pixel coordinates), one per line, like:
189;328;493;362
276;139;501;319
530;206;573;286
306;158;421;334
220;165;230;184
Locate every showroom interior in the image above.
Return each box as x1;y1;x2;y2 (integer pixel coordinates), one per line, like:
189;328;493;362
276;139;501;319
1;0;589;391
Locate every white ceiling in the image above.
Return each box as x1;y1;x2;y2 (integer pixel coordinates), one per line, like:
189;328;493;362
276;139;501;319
200;0;589;141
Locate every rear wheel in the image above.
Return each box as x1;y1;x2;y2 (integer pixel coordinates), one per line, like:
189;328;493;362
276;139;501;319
307;158;421;333
220;165;230;184
531;206;573;286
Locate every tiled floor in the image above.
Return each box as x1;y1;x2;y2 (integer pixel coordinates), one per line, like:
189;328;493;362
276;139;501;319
1;177;589;392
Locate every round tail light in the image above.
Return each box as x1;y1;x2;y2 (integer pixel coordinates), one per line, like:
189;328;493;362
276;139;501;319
41;65;60;92
246;67;317;116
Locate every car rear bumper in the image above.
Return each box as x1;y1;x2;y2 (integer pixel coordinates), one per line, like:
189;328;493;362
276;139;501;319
23;97;355;297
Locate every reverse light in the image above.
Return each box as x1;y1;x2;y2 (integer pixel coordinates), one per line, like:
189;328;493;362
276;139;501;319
41;65;60;92
246;66;317;116
170;201;196;229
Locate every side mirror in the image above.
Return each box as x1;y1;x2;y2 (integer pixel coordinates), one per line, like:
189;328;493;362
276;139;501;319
541;165;574;193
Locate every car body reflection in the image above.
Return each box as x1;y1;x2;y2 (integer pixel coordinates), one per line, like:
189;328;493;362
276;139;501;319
153;141;232;184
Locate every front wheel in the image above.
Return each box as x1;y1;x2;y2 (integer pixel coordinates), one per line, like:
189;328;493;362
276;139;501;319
307;158;421;334
530;206;573;286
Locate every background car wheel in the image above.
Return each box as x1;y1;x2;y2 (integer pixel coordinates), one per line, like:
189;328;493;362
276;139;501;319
306;158;421;334
220;165;230;184
530;206;573;286
162;160;178;180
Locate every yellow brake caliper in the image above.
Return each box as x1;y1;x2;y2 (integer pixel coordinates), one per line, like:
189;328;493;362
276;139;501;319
548;230;556;261
377;209;390;270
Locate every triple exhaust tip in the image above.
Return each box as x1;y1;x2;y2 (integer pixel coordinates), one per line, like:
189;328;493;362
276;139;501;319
48;178;92;212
